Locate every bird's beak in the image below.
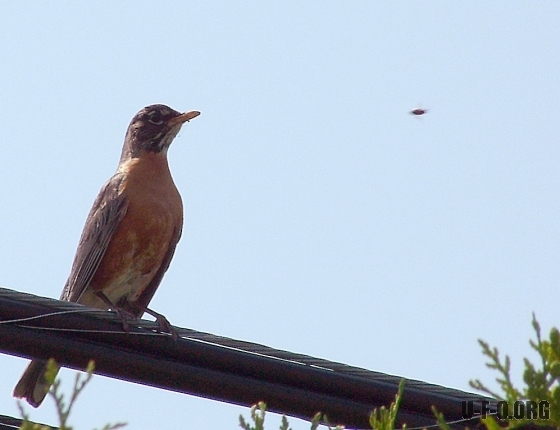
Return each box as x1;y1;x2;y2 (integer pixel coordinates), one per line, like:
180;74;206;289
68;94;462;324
168;110;201;126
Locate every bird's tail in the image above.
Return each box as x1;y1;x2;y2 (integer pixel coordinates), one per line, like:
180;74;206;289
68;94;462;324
13;359;60;407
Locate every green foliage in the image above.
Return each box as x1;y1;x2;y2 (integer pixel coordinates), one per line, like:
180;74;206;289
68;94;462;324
309;412;344;430
239;402;267;430
369;379;406;430
238;382;407;430
17;359;127;430
470;313;560;429
239;401;344;430
431;405;452;430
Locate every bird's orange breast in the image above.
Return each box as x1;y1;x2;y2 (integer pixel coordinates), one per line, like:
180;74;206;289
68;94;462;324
88;152;183;307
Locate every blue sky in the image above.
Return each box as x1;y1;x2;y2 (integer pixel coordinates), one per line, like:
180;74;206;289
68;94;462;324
1;2;559;429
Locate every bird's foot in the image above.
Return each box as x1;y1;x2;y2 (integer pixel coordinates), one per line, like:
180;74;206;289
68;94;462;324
95;291;136;333
115;308;135;333
141;307;179;341
154;314;179;341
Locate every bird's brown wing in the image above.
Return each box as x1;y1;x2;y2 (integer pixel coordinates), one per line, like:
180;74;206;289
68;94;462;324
61;173;129;303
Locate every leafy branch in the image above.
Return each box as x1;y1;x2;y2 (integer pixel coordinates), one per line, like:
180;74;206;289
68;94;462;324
470;313;560;429
17;359;127;430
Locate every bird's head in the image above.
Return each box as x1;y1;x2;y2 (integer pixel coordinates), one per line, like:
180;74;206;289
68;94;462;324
121;104;200;161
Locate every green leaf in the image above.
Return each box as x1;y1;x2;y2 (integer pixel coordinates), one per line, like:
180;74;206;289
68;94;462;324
473;315;560;429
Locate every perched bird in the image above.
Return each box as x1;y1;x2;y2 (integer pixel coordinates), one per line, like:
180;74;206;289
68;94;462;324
13;104;200;407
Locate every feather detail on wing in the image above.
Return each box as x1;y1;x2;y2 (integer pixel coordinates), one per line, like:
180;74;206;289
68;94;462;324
60;173;129;303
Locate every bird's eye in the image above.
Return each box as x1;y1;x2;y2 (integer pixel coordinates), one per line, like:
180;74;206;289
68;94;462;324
148;111;164;125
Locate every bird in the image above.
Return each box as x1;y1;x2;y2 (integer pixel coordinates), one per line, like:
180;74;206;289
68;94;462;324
409;107;428;116
13;104;200;407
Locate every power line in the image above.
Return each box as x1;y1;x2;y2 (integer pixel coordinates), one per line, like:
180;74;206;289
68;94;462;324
0;287;494;429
